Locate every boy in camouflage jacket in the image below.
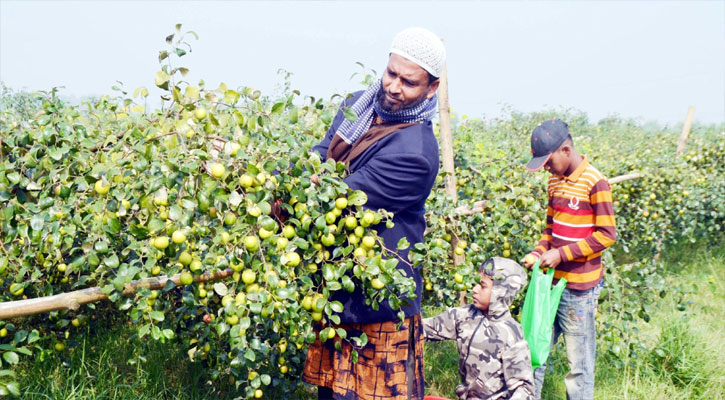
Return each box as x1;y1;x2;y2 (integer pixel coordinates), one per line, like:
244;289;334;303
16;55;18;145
423;257;535;400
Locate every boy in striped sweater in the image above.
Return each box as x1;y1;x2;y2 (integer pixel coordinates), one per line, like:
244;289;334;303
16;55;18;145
522;119;617;400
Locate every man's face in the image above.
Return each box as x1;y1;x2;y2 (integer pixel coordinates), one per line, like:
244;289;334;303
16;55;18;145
378;53;439;112
472;273;493;313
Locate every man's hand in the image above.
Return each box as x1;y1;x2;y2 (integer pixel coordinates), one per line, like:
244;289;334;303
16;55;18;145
539;249;562;269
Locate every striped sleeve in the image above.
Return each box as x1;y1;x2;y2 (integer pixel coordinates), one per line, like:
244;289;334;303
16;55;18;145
558;179;617;261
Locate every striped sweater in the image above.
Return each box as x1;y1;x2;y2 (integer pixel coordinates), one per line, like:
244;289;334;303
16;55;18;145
532;156;617;290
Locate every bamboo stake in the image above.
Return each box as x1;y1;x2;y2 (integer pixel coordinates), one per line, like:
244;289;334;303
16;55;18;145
435;49;466;305
676;106;695;156
608;172;643;185
0;268;234;320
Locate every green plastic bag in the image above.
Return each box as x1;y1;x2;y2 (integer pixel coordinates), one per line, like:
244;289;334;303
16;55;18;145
521;260;568;368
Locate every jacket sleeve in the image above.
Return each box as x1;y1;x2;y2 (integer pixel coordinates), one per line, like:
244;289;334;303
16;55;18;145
422;308;460;341
343;151;435;214
558;179;617;262
502;341;536;400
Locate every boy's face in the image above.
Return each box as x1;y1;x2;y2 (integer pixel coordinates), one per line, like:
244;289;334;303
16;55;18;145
472;273;493;312
544;143;570;176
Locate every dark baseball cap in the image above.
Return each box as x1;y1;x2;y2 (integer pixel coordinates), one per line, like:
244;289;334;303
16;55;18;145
525;119;570;171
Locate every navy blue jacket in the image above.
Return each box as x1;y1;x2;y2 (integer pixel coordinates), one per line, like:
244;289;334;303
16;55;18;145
312;91;440;324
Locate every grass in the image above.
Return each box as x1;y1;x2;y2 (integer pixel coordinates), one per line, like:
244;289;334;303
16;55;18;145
19;322;218;400
16;243;724;399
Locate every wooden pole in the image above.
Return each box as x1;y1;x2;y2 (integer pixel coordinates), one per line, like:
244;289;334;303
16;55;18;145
676;106;696;156
0;268;234;320
437;67;456;203
435;49;466;305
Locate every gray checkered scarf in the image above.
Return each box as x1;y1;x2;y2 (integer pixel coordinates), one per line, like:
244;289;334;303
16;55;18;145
334;79;438;145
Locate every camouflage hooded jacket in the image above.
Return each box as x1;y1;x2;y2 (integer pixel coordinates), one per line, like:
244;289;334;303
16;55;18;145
423;257;535;400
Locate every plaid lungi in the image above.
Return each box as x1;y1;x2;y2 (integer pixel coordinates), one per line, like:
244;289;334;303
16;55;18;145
303;314;425;400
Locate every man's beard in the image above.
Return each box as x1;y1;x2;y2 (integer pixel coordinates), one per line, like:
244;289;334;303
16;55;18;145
375;88;429;114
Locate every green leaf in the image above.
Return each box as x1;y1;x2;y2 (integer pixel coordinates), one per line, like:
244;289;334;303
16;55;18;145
138;324;151;338
30;214;44;231
244;349;256;361
7;382;21;397
150;311;165;322
271;102;285;115
2;352;19;365
329;301;343;313
107;217;121;234
224;90;240;104
169;205;183;221
6;172;20;184
13;330;28;344
0;370;15;378
348;190;367;206
104;254;120;269
275;287;291;299
27;330;40;344
342;276;355;293
294;238;309;250
119;298;134;310
213;282;228;296
148;218;166;233
343;107;358;122
15;346;31;356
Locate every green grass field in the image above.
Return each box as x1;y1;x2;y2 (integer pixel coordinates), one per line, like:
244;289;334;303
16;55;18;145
18;242;724;400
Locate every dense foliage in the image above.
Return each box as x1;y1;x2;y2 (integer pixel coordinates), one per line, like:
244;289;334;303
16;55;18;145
0;27;723;397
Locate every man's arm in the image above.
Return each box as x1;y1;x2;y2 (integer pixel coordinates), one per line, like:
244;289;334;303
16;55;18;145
343;152;434;214
502;341;536;400
422;308;460;341
558;179;617;263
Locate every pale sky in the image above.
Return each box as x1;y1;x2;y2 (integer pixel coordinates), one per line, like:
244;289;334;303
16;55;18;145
1;1;723;125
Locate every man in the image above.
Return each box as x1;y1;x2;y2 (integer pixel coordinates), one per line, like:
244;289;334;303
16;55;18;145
303;27;445;400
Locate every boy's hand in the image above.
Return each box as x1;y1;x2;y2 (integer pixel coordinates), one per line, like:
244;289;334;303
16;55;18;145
539;249;562;268
521;253;538;269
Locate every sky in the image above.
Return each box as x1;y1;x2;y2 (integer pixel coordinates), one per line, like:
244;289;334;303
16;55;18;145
1;1;723;125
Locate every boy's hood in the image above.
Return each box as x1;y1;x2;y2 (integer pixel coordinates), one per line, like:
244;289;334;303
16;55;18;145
480;257;527;318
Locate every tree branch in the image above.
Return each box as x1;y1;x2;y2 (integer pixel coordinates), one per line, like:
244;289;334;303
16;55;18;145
0;268;235;320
